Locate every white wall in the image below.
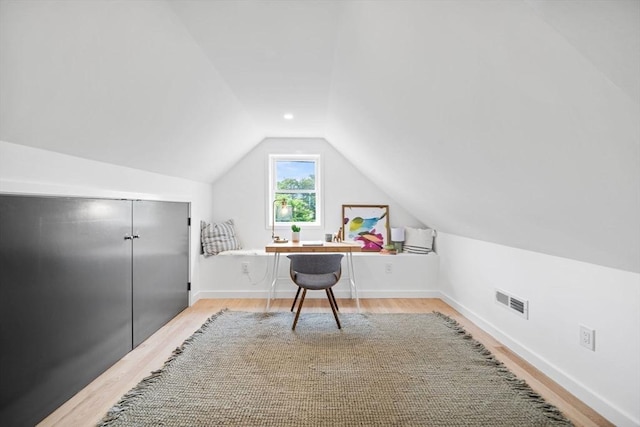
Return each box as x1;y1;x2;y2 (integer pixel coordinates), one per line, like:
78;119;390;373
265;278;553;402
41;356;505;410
437;232;640;427
0;0;261;183
0;140;215;302
208;137;426;247
326;0;640;273
197;137;435;298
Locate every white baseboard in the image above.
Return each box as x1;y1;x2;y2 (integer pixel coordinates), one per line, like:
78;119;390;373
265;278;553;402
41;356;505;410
439;292;637;427
192;289;441;303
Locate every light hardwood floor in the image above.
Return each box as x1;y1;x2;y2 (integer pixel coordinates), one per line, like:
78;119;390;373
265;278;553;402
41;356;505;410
39;298;612;427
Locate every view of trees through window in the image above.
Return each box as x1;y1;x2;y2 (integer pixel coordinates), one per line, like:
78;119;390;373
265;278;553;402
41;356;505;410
273;159;318;224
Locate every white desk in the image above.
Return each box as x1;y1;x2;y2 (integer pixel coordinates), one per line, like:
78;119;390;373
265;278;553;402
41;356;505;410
264;241;362;312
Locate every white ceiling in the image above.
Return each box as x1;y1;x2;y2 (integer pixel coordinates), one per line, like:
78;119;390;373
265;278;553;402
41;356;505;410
1;0;638;272
167;0;342;137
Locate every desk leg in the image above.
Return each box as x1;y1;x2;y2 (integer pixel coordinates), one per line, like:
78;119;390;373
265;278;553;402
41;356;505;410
346;251;360;313
266;252;280;312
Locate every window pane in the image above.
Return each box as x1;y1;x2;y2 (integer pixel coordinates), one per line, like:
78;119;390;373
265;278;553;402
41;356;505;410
276;161;315;190
269;154;320;227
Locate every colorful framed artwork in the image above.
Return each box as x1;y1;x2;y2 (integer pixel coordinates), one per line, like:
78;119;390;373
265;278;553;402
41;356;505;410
341;205;390;251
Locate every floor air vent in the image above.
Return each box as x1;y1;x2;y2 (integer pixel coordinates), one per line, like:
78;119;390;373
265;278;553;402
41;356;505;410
495;289;528;319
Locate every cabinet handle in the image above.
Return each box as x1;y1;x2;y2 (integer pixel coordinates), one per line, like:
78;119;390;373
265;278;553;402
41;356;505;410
124;234;133;240
132;233;140;239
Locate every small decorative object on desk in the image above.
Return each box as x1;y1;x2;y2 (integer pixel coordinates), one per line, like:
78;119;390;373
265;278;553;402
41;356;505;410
333;227;343;242
380;244;397;255
291;224;301;242
391;227;405;253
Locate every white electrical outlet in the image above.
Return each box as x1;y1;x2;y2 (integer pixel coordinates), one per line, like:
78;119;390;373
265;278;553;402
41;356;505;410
385;263;392;274
241;262;250;274
580;325;595;351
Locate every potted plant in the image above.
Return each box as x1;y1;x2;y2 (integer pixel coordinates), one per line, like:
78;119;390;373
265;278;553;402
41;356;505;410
291;224;301;242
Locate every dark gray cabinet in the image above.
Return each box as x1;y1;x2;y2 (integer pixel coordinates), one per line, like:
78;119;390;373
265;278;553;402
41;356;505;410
0;195;189;426
132;200;189;347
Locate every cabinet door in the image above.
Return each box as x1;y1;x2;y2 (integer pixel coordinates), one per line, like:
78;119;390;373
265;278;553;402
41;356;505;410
0;196;133;427
132;201;189;348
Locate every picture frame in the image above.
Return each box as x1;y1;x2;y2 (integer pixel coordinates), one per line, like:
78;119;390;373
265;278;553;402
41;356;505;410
341;204;390;251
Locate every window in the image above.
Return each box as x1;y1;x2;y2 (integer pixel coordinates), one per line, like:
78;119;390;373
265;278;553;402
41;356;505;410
268;154;321;228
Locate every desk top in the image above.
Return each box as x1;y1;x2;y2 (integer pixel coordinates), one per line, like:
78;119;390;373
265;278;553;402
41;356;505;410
265;241;362;253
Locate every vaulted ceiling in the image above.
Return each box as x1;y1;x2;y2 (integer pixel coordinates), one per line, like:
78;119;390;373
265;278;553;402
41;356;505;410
1;0;638;272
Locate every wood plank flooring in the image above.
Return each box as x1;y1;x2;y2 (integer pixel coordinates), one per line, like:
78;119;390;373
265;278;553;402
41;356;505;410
38;298;612;427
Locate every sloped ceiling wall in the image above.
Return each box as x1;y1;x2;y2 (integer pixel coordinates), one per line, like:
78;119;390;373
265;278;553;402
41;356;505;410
0;0;261;182
325;0;640;272
166;0;342;137
0;0;638;272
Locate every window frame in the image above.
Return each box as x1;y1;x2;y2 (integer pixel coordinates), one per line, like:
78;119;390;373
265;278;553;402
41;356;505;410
267;154;322;229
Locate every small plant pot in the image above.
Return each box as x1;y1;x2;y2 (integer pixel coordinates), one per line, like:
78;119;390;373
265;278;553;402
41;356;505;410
292;231;300;242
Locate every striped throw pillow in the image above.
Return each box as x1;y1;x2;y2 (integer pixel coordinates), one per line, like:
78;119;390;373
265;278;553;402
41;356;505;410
404;227;435;254
201;219;241;256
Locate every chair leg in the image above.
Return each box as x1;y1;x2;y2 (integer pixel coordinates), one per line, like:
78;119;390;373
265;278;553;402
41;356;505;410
290;286;302;312
326;289;341;329
328;288;339;311
292;288;307;330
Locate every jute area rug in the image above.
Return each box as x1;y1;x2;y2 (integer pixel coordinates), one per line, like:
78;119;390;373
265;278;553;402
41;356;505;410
99;310;572;426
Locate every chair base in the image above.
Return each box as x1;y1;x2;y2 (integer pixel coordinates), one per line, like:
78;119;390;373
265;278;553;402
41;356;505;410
291;288;341;330
291;287;339;313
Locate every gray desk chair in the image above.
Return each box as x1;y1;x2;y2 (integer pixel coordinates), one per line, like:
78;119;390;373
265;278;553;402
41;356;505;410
287;254;343;330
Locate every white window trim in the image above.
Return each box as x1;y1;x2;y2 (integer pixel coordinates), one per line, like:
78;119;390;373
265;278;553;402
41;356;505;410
267;154;322;229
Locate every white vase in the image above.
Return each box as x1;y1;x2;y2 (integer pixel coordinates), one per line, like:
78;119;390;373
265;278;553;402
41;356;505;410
292;231;300;242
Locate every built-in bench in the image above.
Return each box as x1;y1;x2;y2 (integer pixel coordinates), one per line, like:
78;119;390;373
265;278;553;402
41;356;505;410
195;249;440;302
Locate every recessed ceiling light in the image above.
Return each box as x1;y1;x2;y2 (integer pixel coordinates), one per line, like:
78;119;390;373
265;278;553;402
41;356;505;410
283;113;294;120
